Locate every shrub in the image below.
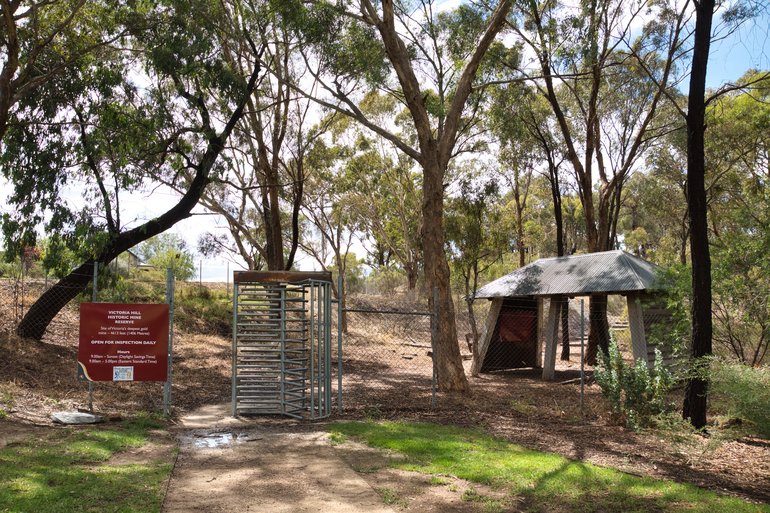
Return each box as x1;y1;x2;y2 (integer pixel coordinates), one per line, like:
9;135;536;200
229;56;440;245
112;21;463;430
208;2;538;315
595;337;674;430
709;360;770;439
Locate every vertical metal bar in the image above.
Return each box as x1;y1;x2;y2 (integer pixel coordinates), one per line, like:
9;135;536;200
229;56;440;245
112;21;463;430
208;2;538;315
88;261;98;413
324;281;332;416
431;287;438;408
280;284;287;416
92;261;98;302
90;261;98;403
337;273;343;412
163;267;175;417
231;282;239;416
580;298;585;415
317;281;323;414
310;281;315;417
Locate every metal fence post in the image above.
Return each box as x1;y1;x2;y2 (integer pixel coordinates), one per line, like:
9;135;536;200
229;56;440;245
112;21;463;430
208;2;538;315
231;280;238;416
88;261;98;413
431;287;438;408
337;273;344;412
580;298;585;416
163;267;175;416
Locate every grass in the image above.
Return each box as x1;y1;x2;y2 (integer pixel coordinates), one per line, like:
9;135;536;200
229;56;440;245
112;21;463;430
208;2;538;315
174;285;231;336
462;487;507;513
375;486;409;508
0;385;13;419
329;420;770;513
0;415;173;513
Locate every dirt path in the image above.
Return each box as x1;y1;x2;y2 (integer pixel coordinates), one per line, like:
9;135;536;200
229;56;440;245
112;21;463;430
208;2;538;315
162;404;396;513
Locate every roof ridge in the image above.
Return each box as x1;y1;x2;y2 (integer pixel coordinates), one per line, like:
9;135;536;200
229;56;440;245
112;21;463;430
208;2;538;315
535;249;622;263
617;251;645;290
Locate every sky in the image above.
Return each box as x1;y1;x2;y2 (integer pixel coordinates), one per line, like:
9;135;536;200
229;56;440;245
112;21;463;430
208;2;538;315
1;2;768;281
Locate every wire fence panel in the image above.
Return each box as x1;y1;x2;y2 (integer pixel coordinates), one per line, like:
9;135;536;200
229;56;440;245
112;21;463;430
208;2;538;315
334;296;435;412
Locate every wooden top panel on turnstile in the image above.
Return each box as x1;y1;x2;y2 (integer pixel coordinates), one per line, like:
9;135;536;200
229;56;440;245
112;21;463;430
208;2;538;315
233;270;333;284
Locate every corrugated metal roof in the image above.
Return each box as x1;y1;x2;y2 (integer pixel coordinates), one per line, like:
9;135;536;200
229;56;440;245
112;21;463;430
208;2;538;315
474;250;661;299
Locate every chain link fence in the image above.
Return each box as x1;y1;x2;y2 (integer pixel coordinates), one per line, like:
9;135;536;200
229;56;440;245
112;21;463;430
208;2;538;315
475;295;682;376
333;294;436;412
2;262;684;416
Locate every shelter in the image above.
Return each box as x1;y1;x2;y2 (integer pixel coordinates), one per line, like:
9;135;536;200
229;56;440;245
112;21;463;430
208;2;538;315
472;250;663;379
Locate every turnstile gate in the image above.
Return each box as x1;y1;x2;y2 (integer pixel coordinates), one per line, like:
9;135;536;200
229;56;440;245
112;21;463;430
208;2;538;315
232;271;334;419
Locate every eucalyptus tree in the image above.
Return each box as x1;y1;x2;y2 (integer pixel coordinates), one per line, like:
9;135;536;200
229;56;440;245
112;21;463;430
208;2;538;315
274;0;514;392
192;1;337;272
0;0;129;143
703;75;770;368
510;0;689;364
2;1;261;340
445;175;507;374
327;91;423;291
299;137;358;330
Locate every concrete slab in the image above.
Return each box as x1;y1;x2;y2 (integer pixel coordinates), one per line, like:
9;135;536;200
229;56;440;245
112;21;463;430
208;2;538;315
163;404;396;513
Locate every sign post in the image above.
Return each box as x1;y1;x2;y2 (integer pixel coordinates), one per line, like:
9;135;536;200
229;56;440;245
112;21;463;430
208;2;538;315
78;303;170;382
163;267;175;416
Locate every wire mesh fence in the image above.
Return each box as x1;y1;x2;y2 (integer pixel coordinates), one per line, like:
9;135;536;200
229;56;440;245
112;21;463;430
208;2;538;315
332;295;436;412
475;295;683;376
1;262;686;417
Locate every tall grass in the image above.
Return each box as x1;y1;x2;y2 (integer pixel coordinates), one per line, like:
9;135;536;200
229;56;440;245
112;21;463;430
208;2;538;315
710;359;770;439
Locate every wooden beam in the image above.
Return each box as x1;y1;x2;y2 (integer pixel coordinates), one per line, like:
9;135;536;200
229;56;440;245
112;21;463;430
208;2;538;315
536;297;544;368
233;270;333;284
627;295;648;364
542;296;562;380
471;298;503;375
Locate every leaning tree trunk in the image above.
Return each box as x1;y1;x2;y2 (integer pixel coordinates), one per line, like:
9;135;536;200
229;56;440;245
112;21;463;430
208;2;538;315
423;158;468;392
682;0;714;430
16;65;261;341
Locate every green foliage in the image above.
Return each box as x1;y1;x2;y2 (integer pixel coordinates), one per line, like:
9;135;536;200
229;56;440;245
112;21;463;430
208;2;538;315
594;338;674;430
327;253;365;294
174;284;231;337
446;174;507;295
710;360;770;439
645;265;692;358
374;487;408;508
0;385;14;419
0;419;172;513
362;266;410;295
136;233;196;281
329;421;768;512
97;276;166;304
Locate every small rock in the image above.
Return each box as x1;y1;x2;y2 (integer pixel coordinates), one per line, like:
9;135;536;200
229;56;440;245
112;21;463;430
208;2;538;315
51;411;104;425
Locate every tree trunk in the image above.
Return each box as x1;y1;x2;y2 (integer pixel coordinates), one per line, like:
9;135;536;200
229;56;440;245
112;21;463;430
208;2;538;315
406;264;418;291
683;0;714;430
423;157;468;392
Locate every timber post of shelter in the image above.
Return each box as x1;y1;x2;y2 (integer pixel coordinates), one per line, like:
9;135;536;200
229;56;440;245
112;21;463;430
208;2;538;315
231;270;337;420
472;250;668;380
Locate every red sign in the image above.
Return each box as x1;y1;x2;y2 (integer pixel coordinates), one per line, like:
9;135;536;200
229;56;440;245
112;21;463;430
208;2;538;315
78;303;169;382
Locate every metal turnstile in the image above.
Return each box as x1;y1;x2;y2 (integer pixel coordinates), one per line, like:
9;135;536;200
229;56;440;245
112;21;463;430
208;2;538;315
232;271;333;419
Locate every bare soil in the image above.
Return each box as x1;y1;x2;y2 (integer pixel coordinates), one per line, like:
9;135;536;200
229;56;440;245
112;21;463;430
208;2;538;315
1;289;769;509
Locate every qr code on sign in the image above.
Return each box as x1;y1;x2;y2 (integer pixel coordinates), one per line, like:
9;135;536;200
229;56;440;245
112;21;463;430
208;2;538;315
113;366;134;381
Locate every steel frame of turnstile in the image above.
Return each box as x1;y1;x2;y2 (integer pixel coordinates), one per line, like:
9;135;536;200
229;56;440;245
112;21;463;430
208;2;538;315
232;271;334;419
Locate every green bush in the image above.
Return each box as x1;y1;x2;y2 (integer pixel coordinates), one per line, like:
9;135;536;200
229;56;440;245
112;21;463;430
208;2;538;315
595;337;674;430
710;360;770;439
